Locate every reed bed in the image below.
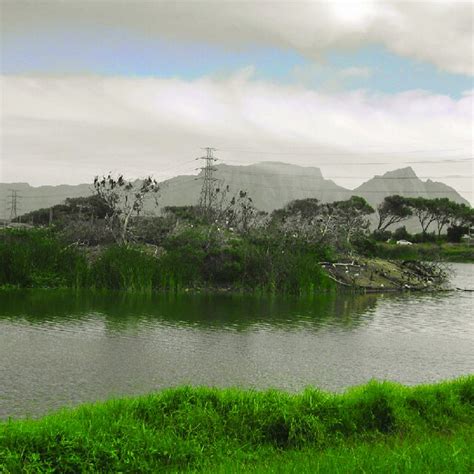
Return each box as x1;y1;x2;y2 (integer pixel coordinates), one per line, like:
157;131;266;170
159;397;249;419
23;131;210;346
0;229;333;294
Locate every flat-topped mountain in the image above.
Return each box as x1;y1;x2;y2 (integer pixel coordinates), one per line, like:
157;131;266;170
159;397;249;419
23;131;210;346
0;163;469;219
158;162;350;212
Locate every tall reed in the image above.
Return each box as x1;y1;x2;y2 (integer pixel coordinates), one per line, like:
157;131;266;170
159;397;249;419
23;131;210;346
0;229;88;288
1;229;334;294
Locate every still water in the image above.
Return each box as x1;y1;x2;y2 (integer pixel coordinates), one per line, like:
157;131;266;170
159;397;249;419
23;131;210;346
1;264;473;419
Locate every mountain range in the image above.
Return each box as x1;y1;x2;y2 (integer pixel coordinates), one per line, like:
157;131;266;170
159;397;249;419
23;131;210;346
1;162;469;221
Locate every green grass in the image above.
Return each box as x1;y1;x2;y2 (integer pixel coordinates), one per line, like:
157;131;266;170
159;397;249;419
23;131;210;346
212;428;474;473
374;242;474;262
1;378;472;472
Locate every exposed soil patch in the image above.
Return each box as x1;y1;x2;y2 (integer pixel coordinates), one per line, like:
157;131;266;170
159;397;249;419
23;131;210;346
320;258;449;292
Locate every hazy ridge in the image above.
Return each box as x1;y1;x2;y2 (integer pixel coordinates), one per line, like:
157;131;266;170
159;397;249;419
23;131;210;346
0;162;469;220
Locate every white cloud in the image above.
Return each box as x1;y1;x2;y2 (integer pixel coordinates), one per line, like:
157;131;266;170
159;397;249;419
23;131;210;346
1;74;472;196
3;1;473;76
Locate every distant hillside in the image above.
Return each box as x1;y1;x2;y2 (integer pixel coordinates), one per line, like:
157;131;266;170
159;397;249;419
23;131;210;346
354;167;469;207
0;183;93;220
157;162;350;213
1;163;469;220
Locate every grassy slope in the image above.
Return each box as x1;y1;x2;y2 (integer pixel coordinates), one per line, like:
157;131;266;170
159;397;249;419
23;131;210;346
375;242;474;263
1;378;472;473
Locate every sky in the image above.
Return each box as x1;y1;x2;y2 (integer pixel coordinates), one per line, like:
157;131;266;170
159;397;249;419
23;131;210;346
0;0;473;201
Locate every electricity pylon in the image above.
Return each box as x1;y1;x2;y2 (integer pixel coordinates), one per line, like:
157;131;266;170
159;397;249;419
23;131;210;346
197;147;218;217
7;189;20;222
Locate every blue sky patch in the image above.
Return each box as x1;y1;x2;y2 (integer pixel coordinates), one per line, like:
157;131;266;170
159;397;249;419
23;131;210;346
2;28;471;98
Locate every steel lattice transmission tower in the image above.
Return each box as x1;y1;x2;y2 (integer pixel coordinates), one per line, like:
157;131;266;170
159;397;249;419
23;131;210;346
197;147;218;217
7;189;20;222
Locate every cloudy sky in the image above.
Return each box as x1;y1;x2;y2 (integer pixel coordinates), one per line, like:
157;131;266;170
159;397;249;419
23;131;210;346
0;1;473;200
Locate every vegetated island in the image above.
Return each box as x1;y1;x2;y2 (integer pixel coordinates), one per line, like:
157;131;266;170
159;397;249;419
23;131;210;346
1;377;473;472
1;174;473;293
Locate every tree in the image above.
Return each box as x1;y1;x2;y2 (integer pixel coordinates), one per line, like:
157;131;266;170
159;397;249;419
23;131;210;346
270;196;374;249
333;196;374;244
450;203;474;228
430;198;459;236
16;195;112;227
270;198;332;244
202;184;265;235
64;195;112;221
406;197;438;236
226;190;266;234
93;174;159;244
376;195;412;231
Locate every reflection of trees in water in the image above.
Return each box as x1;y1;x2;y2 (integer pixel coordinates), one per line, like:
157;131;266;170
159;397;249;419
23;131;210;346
0;290;383;332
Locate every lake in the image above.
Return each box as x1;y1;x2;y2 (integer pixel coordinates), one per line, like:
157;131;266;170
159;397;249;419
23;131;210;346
1;263;473;419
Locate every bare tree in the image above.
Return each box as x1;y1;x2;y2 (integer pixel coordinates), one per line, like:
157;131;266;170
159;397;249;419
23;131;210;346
201;183;266;234
93;174;159;244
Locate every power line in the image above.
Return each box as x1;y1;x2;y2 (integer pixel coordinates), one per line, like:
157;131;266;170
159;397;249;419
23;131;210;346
223;156;474;165
219;149;473;156
195;168;474;180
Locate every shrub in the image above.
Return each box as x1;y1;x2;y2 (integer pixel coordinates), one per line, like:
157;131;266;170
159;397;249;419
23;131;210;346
372;230;392;242
60;219;115;246
132;216;175;245
353;236;377;256
447;225;469;243
90;245;159;291
393;226;411;241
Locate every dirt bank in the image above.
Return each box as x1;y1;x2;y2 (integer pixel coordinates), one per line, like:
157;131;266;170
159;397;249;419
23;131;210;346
320;258;449;292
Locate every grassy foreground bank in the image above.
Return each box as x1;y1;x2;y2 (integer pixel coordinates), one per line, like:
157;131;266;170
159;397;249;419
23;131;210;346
1;378;473;473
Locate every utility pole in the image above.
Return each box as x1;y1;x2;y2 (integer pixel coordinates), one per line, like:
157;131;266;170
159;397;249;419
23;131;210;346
197;147;218;218
7;189;21;223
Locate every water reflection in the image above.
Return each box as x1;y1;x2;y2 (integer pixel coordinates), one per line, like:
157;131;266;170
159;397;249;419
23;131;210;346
0;263;472;420
0;290;380;332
